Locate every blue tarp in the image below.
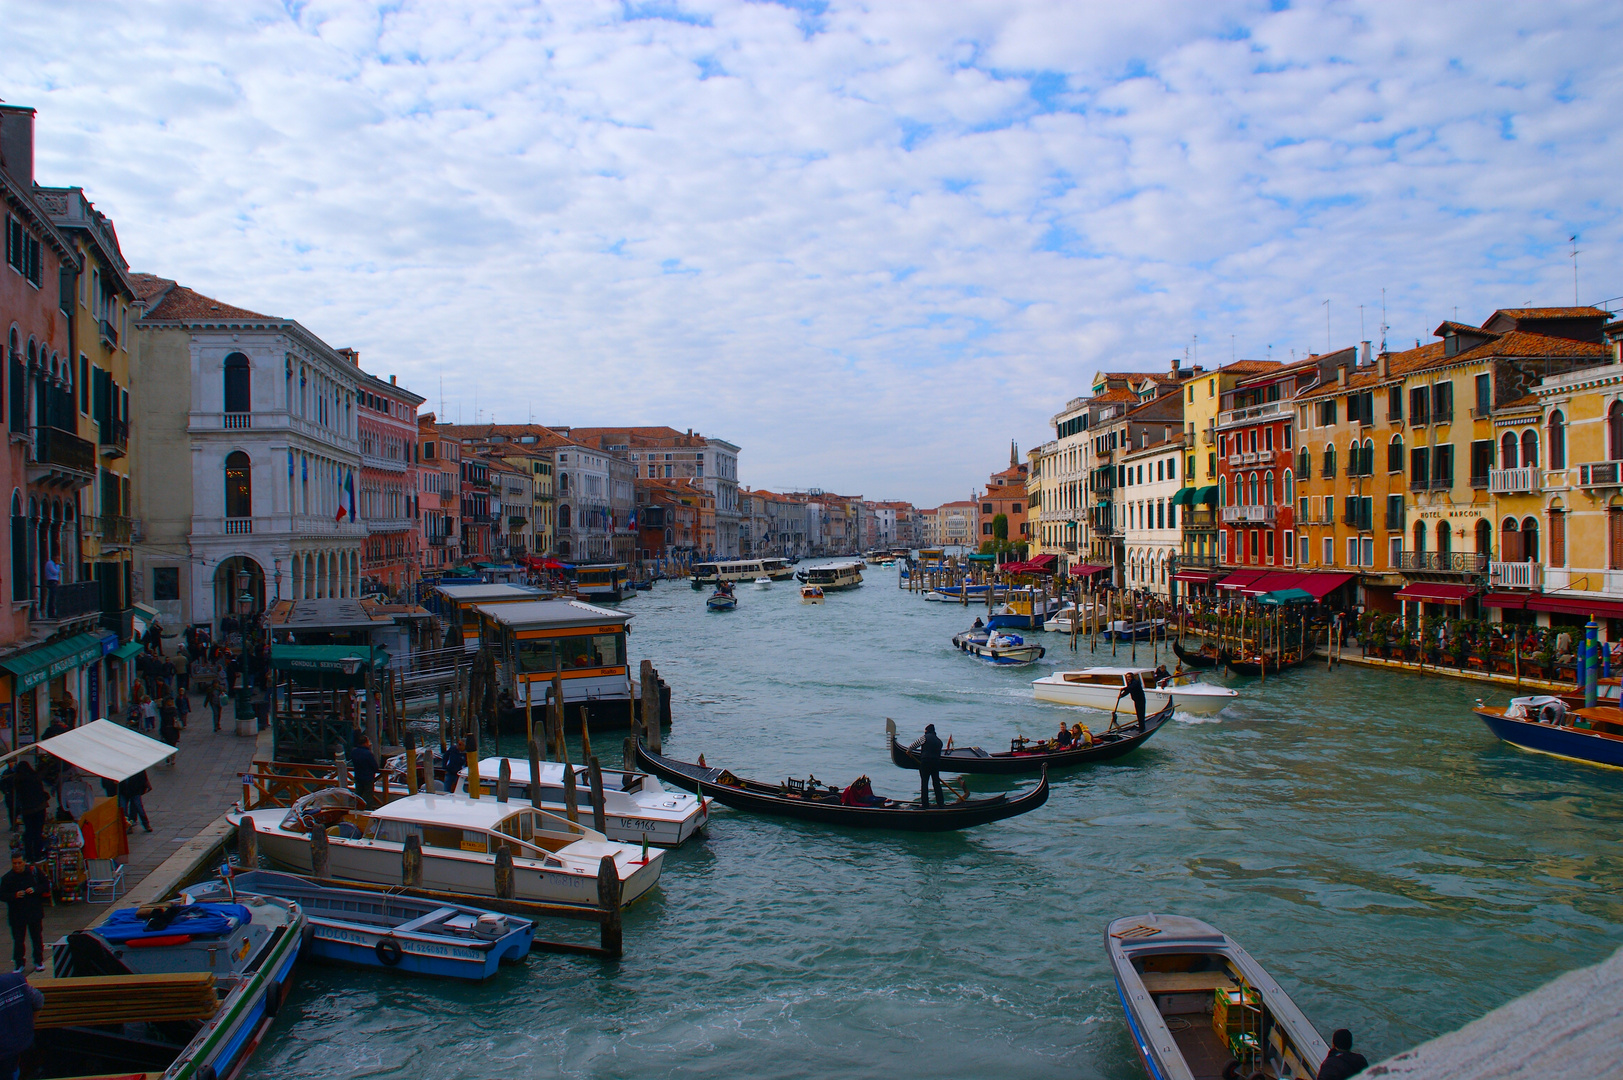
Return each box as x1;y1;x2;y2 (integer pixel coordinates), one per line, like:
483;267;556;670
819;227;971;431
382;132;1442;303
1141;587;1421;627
100;902;253;944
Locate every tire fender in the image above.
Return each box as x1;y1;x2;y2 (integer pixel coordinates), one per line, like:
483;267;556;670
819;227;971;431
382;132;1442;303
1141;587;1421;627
375;936;404;966
263;978;282;1017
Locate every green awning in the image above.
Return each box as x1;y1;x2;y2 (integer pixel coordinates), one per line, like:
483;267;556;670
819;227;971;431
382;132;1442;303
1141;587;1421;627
966;553;996;562
109;641;145;662
1194;485;1219;506
1258;588;1315;606
1170;488;1196;507
0;633;109;694
270;644;390;673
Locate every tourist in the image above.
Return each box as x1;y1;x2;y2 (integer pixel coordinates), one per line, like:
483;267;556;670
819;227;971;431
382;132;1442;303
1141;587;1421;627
41;557;59;619
0;955;45;1074
442;738;467;793
206;682;224;732
1072;722;1091;747
119;770;152;833
351;735;379;809
176;685;191;730
10;765;46;864
173;648;190;697
1115;671;1147;726
1054;724;1073;749
917;723;944;808
158;695;181;762
1315;1028;1368;1080
0;855;48;973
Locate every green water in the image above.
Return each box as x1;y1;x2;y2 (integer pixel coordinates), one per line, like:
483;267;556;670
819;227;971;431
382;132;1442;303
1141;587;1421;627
247;566;1623;1079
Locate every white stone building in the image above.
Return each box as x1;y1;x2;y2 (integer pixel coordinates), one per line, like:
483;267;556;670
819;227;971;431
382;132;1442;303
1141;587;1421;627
1118;434;1188;597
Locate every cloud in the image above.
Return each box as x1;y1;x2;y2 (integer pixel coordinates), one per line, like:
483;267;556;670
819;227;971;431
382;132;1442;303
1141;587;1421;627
7;0;1620;504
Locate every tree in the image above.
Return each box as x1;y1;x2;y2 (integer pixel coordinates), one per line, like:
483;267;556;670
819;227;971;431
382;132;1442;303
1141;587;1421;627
992;513;1009;542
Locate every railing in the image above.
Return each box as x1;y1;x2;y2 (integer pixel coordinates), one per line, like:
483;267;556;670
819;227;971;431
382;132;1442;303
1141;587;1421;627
1396;551;1487;573
40;580;100;621
1489;561;1542;588
1322;459;1337;479
1579;462;1621;487
1410;477;1452;491
1543;567;1623;597
32;425;96;474
1490;467;1540;494
1227;454;1243;467
1434;406;1454;424
1182;510;1217;529
83;515;133;544
1063;542;1078;553
1470;473;1489;489
1218;401;1286;428
99;318;117;348
428;535;449;547
1173;553;1220;569
224;517;253;535
1256;449;1275;465
99;418;127;455
1221;505;1276;524
1296;452;1311;480
223;412;252;430
1201;427;1215;446
1471;406;1493;419
1341;507;1373;530
1241;451;1258;465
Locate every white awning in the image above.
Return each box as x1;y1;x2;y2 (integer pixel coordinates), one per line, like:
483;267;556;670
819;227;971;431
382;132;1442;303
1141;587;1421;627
0;719;174;782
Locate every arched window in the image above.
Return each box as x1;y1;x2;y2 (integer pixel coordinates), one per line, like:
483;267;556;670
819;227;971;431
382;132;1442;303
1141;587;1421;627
558;504;571;530
1413;520;1426;554
225;451;252;518
1348;439;1361;476
1611;401;1623;461
1248;472;1258;505
1521;429;1538;469
1264;471;1275;506
1283;469;1294;503
8;492;21;602
1436;520;1451;558
1323;443;1336;477
1549;410;1566;469
1389;434;1404;473
1500;517;1519;562
1475;518;1491;559
1218;476;1227;506
1520;515;1539;562
1362;438;1374;476
1500;431;1518;470
224;353;251;413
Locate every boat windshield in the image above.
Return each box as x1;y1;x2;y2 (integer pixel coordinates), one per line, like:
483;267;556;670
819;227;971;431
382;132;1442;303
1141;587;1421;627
516;633;626;672
280;788;365;833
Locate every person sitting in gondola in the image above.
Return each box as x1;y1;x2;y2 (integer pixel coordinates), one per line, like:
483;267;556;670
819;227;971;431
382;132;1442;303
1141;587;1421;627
841;776;882;806
1053;724;1074;750
1072;722;1092;747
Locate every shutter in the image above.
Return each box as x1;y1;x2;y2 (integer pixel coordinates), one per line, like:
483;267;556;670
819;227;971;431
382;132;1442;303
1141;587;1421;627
1550;511;1565;567
1611;510;1623;571
1502;524;1519;563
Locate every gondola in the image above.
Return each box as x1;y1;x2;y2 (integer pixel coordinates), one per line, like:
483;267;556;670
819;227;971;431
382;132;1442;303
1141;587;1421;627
885;702;1172;776
1172;640;1223;670
632;741;1049;832
1224;651;1304;677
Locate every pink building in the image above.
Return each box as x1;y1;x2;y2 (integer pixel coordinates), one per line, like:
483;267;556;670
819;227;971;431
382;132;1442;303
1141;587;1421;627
345;351;423;598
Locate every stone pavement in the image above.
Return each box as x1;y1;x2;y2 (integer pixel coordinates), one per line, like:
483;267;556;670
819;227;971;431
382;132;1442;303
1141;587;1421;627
18;692;266;964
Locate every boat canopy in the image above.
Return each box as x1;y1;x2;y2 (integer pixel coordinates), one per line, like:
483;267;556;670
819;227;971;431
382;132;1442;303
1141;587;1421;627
476;598;631;630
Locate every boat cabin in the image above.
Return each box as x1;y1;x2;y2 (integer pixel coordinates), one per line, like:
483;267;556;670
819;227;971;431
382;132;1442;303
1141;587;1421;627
1056;667;1161;688
282;789;594;861
433;583;546;651
796;561;864;589
691;558;794;585
476;599;636;724
573;563;630;602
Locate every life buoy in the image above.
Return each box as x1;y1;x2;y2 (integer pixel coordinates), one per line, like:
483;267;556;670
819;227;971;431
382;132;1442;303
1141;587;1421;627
263;978;282;1017
375;937;404;966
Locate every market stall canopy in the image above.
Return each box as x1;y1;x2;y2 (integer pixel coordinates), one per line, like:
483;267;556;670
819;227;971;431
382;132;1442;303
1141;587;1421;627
0;719;174;782
0;633;106;694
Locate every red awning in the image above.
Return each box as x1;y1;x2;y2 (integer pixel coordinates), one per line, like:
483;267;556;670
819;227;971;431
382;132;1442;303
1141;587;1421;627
1173;570;1222;584
1294;571;1356;600
1395;582;1478;604
1069;564;1112;577
1002;554;1058;574
1242;572;1302;595
1485;592;1623;620
1217;569;1267;590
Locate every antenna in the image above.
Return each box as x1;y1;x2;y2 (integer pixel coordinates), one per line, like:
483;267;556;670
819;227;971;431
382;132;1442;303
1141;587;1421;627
1359;304;1365;343
1230;334;1236;363
1571;234;1580;305
1380;289;1388;355
1323;300;1330;352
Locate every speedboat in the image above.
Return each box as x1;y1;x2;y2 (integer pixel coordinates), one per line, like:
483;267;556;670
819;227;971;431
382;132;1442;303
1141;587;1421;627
444;757;709;845
986;592;1062;630
952;627;1046;665
707;582;737;611
1042;602;1081;633
1105;913;1329;1080
923;590;951;602
800;585;824;603
1032;667;1238;716
1472;694;1623;768
229;789;663;907
753;576;772;588
1103;618;1167;642
184;869;534;981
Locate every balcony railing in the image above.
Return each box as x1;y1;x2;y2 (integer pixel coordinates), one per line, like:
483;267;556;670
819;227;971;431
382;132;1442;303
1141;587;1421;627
1182;510;1217;530
1063;541;1078;553
1218;400;1287;429
1490;467;1540;494
1409;477;1453;491
39;580;100;622
1543;567;1623;597
99;319;118;348
224;517;253;535
222;412;252;430
32;426;96;476
1489;561;1542;589
1201;427;1215;446
1172;552;1220;569
99;418;128;456
1221;505;1276;524
83;515;133;545
1470;473;1489;489
1396;551;1487;574
1579;462;1621;488
1227;454;1243;467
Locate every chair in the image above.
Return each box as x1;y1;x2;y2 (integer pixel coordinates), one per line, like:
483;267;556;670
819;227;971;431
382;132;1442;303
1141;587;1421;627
85;859;125;903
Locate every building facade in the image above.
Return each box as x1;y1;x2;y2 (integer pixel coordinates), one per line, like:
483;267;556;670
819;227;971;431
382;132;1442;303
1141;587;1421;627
353;361;423;596
417;415;461;572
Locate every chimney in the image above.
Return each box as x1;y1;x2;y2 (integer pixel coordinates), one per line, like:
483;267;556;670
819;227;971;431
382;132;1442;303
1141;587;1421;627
0;105;36;186
1336;365;1347;386
1361;341;1373;366
389;374;397;385
1170;357;1180;378
337;347;360;365
1378;350;1390;379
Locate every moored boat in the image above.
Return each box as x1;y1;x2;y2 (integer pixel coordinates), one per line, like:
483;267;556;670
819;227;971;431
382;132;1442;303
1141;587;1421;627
952;627;1046;665
183;869;534;981
1472;695;1623;768
443;756;708;845
1172;640;1223;670
1103;618;1167;642
986;591;1062;630
885;705;1171;775
1032;667;1237;716
633;741;1050;831
1105;913;1329;1080
1223;651;1303;677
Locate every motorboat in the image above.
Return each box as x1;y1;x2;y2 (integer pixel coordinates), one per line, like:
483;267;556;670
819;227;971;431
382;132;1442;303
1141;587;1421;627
42;891;305;1080
1042;602;1080;633
184;869;534;981
952;627;1046;666
707;582;738;611
922;590;951;602
753;576;772;588
800;585;825;603
1032;667;1238;716
986;591;1062;630
229;789;663;908
1105;913;1329;1080
1472;695;1623;768
1103;618;1167;642
444;757;708;846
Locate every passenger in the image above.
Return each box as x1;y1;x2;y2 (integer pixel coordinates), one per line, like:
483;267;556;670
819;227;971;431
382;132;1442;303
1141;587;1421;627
971;617;985;630
1315;1028;1369;1080
1154;664;1171;686
1054;725;1074;749
441;738;468;793
351;735;379;809
1073;722;1092;747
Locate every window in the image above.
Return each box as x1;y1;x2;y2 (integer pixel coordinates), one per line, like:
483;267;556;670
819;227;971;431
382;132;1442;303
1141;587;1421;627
1208;452;1216;477
1264;428;1274;452
1347;391;1374;425
1470;441;1494;486
1521;430;1538;469
1386;494;1405;530
1519;516;1537;562
1323;536;1334;565
1325;495;1335;524
1475;373;1491;416
1282;425;1292;449
1609;509;1623;570
1264;472;1275;505
8;493;22;602
1410;387;1431;425
1219;531;1226;559
1322;444;1336;478
1388;536;1402;567
1347;537;1359;566
1432;381;1453;422
1284;470;1294;503
224;451;252;517
4;216;41;287
1298;533;1308;565
1389;435;1405;473
1500;517;1518;562
1266;530;1274;563
153;567;180;601
223;353;251;413
1410;447;1430;487
1283;530;1295;565
1361;537;1374;567
1414;520;1426;554
1388;385;1403;422
982;503;993;515
1433;444;1454;486
1318;400;1337;427
1500;431;1518;470
1250;530;1259;559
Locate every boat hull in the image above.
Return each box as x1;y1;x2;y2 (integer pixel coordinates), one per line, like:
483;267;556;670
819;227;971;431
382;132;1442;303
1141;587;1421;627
952;631;1045;665
1032;678;1236;716
1171;641;1222;669
887;704;1171;775
1474;708;1623;768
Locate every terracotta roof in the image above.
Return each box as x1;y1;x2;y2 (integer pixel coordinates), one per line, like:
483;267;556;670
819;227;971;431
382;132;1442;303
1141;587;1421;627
131;274;277;323
1090;388;1139;404
564;426;712;448
1486;307;1610;323
1435;320;1490;338
437;424;575;450
1217;360;1284;375
1295;366;1399;401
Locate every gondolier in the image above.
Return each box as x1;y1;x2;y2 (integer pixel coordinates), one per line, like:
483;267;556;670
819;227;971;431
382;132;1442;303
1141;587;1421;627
1115;670;1147;726
917;723;945;809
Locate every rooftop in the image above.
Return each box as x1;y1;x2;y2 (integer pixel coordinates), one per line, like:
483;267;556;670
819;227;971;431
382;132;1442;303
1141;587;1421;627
132;274;277;323
476;599;632;628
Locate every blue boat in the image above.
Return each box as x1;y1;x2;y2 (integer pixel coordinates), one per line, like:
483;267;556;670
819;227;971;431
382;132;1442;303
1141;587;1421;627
707;582;738;611
1473;696;1623;769
1102;618;1167;643
42;892;305;1080
184;870;534;981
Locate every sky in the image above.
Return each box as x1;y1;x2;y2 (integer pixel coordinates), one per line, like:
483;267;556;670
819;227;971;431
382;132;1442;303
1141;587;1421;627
7;0;1622;506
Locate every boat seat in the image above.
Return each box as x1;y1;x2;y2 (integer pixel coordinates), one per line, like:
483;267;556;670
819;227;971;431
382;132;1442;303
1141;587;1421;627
1139;971;1236;994
393;906;460;934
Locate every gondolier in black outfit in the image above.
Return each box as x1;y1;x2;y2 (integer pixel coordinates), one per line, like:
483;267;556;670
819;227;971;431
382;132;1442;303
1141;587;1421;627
1115;671;1147;726
917;724;945;808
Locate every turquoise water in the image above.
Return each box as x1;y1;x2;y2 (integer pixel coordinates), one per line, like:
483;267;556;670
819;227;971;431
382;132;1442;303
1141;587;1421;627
248;565;1623;1079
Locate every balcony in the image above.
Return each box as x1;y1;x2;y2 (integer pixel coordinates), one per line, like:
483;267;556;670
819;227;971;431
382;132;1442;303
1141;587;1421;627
1470;473;1489;490
1409;477;1452;491
1063;542;1078;553
1489;561;1542;589
1173;552;1220;569
37;580;101;623
1182;509;1217;530
99;418;127;458
224;517;252;535
1396;551;1487;574
99;318;118;349
428;535;450;547
1217;400;1286;429
1490;467;1540;494
1227;454;1243;467
1544;568;1623;597
1256;449;1275;465
84;515;133;545
1222;505;1276;525
1579;462;1621;488
1201;427;1215;446
28;426;96;486
222;412;252;430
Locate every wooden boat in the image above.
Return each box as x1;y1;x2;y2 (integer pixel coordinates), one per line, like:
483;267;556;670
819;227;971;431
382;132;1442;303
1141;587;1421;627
884;704;1171;775
1172;641;1223;670
1032;667;1237;716
1472;695;1623;768
800;584;824;603
952;627;1046;665
1103;619;1167;642
632;741;1050;832
1106;913;1329;1080
1223;651;1303;677
184;870;534;981
706;582;737;611
40;892;305;1080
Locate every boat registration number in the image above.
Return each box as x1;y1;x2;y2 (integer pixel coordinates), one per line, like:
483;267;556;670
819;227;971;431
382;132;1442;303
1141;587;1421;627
617;817;664;834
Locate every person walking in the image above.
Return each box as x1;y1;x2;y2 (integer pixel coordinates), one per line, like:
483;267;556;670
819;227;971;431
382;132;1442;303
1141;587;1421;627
158;695;181;763
9;765;45;865
0;961;44;1076
175;685;191;730
118;770;152;833
0;856;49;973
350;735;379;809
41;558;59;620
173;647;190;696
206;682;224;732
916;723;945;809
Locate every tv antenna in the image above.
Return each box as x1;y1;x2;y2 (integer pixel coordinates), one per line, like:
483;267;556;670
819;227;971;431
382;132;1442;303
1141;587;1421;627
1571;235;1580;304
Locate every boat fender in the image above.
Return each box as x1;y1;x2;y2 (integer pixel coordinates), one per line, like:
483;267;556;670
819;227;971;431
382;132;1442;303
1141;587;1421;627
197;1067;218;1080
375;937;404;966
263;979;283;1017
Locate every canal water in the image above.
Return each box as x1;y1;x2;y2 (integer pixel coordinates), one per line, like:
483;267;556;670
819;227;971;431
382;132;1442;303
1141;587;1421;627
248;564;1623;1079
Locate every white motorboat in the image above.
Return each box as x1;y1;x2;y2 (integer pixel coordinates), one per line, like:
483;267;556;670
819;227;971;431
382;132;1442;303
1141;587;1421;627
1032;667;1238;716
1042;602;1081;632
800;585;824;603
952;627;1046;665
923;590;950;602
753;576;772;588
230;789;663;908
446;757;708;846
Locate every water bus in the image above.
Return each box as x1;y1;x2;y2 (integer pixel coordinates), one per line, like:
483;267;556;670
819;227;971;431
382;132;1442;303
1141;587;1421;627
690;558;795;588
795;561;864;590
572;563;631;603
432;583;547;652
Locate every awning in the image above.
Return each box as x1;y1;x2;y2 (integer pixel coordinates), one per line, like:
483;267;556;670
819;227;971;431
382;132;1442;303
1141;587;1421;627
1395;582;1478;604
1069;564;1112;577
270;645;390;674
0;633;109;694
109;641;145;662
1170;488;1196;507
0;719;174;781
130;602;161;638
1484;592;1623;620
1217;569;1268;591
1173;570;1223;584
1002;555;1057;575
1258;588;1315;606
1294;571;1357;600
1194;485;1219;506
1241;572;1302;595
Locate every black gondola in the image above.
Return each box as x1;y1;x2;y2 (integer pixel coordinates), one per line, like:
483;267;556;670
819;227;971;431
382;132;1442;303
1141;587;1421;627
1223;652;1304;677
885;703;1172;776
1171;641;1223;670
632;741;1049;832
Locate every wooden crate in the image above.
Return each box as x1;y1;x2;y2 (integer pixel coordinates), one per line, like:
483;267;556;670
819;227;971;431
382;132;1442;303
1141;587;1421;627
1212;985;1261;1036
